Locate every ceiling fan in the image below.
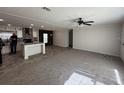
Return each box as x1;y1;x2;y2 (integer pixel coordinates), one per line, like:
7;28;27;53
73;18;94;26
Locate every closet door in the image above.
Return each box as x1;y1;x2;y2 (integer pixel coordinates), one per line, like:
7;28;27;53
69;29;73;48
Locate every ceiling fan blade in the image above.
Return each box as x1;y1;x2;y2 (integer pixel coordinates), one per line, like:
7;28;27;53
73;20;77;22
84;21;94;23
74;18;79;21
84;23;92;26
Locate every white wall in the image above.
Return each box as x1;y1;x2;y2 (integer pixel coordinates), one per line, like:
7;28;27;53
73;24;121;57
121;24;124;61
53;29;69;47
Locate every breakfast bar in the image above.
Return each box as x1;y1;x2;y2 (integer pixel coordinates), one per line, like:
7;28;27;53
22;43;46;60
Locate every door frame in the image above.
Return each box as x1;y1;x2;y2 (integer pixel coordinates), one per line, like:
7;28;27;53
39;29;53;46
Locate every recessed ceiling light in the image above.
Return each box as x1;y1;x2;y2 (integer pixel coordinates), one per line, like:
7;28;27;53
41;25;44;28
31;24;34;26
8;24;11;26
29;26;32;28
0;19;4;21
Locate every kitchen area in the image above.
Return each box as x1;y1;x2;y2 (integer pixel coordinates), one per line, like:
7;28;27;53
0;25;47;60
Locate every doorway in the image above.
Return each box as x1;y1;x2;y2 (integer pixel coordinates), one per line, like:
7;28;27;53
39;30;53;45
43;33;48;43
69;29;73;48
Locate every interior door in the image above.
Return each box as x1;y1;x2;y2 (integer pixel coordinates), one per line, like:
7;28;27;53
121;25;124;61
69;29;73;48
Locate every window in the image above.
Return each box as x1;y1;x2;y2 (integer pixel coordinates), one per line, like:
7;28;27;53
0;31;13;40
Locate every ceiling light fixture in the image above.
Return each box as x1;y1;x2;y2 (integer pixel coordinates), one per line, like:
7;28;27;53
29;26;32;28
31;24;34;26
41;25;44;28
0;19;4;22
8;24;11;26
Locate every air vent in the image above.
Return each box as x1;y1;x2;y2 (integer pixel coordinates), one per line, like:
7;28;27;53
42;7;51;11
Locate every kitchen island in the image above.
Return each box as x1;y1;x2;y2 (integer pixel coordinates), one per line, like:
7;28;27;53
22;43;46;60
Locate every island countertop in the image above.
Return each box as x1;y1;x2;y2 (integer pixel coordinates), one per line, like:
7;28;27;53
22;42;46;60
